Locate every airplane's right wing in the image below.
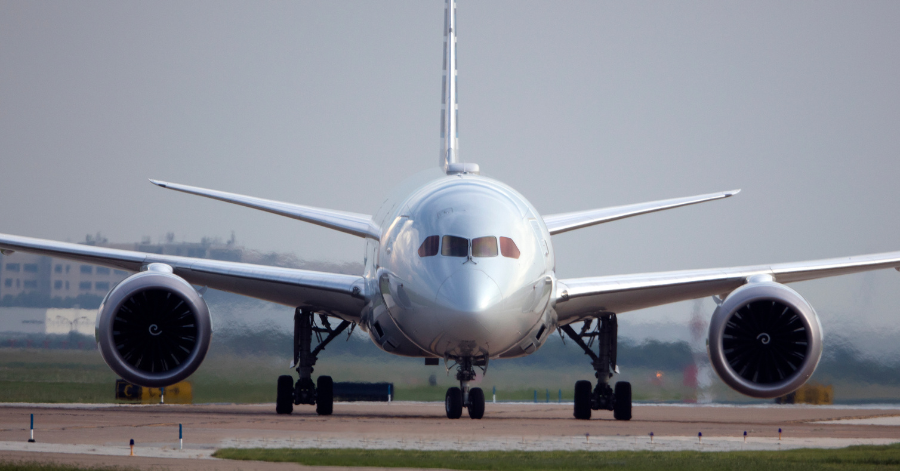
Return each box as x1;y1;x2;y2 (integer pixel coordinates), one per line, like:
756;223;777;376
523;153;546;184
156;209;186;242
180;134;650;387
150;180;382;239
555;250;900;325
0;233;368;321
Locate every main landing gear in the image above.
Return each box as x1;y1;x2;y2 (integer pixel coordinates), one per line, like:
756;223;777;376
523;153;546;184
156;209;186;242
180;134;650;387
561;314;632;421
445;356;487;419
276;308;351;416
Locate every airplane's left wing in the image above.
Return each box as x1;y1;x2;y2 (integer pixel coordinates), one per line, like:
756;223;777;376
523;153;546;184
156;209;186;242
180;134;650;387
555;250;900;324
0;233;367;320
543;189;739;235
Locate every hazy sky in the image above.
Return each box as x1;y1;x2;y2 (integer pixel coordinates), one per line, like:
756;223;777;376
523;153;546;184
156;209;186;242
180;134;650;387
2;1;900;351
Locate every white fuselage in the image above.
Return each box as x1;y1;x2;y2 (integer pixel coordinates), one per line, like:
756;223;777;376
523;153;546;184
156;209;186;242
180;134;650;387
362;170;558;360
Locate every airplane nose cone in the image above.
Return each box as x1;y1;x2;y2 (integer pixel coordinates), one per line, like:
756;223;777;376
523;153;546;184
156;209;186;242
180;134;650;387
435;269;503;315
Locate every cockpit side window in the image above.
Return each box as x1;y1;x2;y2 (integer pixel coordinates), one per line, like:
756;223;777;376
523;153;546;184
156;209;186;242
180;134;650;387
417;235;440;257
472;236;498;257
500;237;521;259
441;235;469;257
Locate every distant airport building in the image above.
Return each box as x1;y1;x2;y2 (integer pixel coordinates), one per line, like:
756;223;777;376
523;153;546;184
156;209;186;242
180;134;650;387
0;251;131;300
0;233;244;302
0;233;246;335
0;307;96;336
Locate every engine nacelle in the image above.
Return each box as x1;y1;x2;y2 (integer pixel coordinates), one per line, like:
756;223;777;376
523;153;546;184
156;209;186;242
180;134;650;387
95;265;211;388
708;279;823;398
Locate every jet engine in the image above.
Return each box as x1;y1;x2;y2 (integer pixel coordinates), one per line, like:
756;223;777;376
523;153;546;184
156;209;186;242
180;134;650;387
707;278;823;398
95;264;211;388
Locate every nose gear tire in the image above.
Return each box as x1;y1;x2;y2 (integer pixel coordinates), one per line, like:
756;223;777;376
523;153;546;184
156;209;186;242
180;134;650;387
467;387;485;419
613;381;632;421
316;376;334;416
574;380;592;420
445;387;463;419
276;375;294;415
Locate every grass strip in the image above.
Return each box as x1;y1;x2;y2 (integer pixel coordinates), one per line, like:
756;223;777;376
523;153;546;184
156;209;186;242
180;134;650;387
213;444;900;470
0;462;131;471
0;382;114;404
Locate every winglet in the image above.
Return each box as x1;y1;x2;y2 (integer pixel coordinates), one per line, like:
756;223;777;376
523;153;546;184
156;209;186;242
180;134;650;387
149;179;382;240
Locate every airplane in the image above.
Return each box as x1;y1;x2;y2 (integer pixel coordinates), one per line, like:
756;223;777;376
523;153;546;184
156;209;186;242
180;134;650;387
2;0;900;421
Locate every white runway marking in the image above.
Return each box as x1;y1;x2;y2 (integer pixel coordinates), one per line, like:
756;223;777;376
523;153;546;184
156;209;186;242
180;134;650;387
219;435;898;453
5;401;900;410
816;416;900;426
3;436;896;458
2;402;899;460
0;441;215;459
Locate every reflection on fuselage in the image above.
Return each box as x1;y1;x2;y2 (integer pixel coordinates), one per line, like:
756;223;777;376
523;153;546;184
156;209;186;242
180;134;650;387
372;174;556;360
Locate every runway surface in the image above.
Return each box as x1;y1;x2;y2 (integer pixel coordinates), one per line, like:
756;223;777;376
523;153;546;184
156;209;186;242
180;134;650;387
0;402;898;468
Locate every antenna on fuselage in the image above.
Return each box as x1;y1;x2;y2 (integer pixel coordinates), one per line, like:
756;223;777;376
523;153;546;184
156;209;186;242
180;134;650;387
440;0;479;176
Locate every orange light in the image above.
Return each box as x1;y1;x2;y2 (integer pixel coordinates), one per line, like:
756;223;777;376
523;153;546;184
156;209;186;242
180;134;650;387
656;371;663;379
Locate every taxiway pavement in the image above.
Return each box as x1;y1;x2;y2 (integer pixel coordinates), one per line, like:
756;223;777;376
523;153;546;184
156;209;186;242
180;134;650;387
0;402;897;468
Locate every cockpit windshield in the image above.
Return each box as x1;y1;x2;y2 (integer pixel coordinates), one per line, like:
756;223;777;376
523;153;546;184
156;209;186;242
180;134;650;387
441;236;469;257
499;237;520;259
471;236;498;257
417;235;440;257
418;235;520;259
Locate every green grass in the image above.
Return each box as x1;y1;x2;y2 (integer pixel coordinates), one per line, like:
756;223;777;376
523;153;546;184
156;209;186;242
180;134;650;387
5;347;896;405
0;348;669;404
0;382;112;403
213;445;900;470
0;462;131;471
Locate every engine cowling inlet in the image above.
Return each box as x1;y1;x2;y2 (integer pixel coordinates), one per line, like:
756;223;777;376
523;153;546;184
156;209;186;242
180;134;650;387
708;280;823;398
95;266;211;388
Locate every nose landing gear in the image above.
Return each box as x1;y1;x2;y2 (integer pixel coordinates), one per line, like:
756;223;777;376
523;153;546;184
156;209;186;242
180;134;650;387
561;314;632;421
444;356;486;419
276;308;350;416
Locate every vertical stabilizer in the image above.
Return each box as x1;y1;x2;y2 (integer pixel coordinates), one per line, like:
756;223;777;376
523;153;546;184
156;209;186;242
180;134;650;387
439;0;478;175
440;0;459;172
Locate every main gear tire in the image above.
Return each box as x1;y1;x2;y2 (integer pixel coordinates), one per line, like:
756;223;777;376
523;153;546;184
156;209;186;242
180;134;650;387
316;375;334;416
574;380;592;420
613;381;632;421
276;375;294;415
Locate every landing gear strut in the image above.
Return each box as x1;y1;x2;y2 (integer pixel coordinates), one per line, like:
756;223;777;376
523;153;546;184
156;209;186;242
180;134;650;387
276;308;350;416
561;314;632;421
445;356;486;419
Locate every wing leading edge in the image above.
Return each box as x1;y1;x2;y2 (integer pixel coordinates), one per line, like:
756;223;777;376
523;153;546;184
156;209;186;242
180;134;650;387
542;189;739;235
0;233;367;321
555;250;900;325
150;180;382;239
